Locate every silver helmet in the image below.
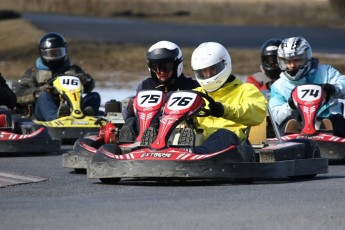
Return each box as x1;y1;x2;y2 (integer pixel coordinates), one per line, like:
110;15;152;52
277;36;312;81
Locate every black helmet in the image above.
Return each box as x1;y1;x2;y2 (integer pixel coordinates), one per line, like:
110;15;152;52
146;41;183;85
38;32;68;69
260;38;282;80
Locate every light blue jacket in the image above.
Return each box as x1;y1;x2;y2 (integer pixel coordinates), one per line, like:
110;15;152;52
269;62;345;125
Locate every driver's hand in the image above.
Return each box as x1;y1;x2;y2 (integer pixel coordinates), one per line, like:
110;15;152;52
79;74;92;85
288;97;296;110
209;102;224;118
322;83;336;96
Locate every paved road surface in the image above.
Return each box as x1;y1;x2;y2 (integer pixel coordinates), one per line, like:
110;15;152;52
24;13;345;53
1;13;345;230
1;146;345;230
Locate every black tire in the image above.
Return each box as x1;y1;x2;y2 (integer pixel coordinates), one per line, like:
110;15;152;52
290;174;317;180
73;137;103;151
100;178;121;184
237;145;256;162
74;168;87;174
233;178;254;184
286;139;320;158
101;144;123;155
287;139;319;179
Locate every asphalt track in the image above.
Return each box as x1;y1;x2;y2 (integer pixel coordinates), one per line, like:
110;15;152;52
1;13;345;230
1;147;345;230
23;13;345;53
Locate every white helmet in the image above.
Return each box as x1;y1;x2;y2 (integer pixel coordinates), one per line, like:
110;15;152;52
191;42;232;92
277;36;312;81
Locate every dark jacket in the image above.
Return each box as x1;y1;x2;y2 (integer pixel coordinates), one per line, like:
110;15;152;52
12;58;95;110
0;73;16;109
136;74;199;93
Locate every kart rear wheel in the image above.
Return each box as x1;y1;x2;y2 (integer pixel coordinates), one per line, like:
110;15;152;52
286;139;320;158
233;178;254;184
286;139;319;179
290;173;317;180
99;178;121;184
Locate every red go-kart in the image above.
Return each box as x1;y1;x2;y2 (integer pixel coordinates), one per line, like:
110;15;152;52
86;90;328;184
268;84;345;162
62;90;164;172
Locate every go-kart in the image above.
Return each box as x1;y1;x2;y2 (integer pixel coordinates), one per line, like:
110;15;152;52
62;90;163;172
267;84;345;162
0;112;60;153
86;90;328;184
33;75;106;142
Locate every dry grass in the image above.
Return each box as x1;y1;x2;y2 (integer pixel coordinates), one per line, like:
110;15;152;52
1;0;345;86
0;0;340;28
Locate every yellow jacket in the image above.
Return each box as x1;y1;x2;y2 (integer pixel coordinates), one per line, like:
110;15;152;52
194;77;267;141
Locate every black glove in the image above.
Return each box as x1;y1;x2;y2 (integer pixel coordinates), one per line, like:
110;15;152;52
288;97;296;110
322;83;336;96
209;102;224;118
78;74;92;85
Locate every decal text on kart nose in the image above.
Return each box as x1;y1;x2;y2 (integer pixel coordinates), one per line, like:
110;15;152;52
140;153;173;158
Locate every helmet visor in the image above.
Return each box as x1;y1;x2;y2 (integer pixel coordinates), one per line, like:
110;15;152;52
194;61;225;80
278;53;309;71
41;47;66;61
262;56;278;69
149;61;174;73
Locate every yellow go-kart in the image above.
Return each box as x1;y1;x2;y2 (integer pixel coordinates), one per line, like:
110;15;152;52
34;75;103;142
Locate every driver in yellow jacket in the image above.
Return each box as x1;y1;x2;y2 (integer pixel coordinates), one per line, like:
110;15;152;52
191;42;267;155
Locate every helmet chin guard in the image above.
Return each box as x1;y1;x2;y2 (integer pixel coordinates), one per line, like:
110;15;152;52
283;61;311;81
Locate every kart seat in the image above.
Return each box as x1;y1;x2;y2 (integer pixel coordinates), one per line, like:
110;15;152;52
247;116;267;145
0;114;7;127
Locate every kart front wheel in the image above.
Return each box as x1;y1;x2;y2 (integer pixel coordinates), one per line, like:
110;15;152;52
74;168;87;174
286;139;320;158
